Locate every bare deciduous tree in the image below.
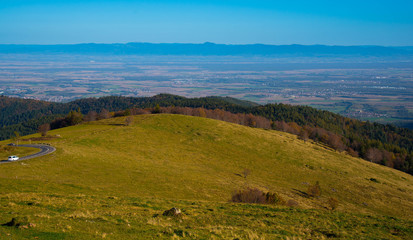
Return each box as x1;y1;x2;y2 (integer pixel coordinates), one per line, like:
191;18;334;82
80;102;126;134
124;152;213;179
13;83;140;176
38;123;50;136
242;168;251;179
298;129;309;142
84;111;97;122
125;116;134;126
98;109;111;120
366;148;382;163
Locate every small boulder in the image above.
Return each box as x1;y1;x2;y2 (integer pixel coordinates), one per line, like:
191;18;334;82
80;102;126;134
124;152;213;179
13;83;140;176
162;208;182;217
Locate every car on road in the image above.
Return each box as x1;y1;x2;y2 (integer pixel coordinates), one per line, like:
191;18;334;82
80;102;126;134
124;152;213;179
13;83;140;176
8;155;19;161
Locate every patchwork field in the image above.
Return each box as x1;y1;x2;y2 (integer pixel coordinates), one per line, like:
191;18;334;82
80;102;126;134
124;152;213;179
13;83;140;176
1;54;412;127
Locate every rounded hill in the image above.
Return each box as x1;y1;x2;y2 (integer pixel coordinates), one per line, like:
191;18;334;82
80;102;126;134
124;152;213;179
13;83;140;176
1;114;412;239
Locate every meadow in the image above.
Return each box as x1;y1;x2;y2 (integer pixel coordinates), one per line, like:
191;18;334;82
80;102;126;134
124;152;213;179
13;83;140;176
0;114;412;239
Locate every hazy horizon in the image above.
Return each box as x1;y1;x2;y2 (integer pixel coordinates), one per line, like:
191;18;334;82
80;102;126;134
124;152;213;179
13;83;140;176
1;42;413;47
1;0;412;46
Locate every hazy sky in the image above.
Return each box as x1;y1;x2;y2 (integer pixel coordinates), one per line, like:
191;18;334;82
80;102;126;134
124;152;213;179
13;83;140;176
1;0;412;45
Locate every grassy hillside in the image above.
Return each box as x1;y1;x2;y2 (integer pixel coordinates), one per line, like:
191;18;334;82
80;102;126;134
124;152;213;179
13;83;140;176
0;146;39;161
0;114;412;239
0;94;253;141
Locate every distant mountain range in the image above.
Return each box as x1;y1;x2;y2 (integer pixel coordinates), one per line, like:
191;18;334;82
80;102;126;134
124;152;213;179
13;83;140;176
0;42;412;56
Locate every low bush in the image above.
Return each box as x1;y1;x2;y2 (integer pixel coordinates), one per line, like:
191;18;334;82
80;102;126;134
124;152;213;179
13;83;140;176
231;188;284;205
286;199;299;207
307;181;321;198
326;197;339;210
232;188;266;204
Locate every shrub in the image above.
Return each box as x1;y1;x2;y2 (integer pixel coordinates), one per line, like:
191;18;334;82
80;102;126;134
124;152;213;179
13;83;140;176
286;199;299;207
307;181;321;198
327;197;339;210
231;188;266;204
231;188;284;205
242;169;251;179
265;192;286;205
347;148;359;157
125;116;133;126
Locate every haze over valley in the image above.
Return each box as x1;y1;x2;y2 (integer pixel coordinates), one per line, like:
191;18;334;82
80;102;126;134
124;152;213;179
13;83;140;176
1;44;413;128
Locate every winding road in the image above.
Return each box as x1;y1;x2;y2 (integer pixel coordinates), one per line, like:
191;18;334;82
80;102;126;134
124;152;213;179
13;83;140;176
0;144;56;164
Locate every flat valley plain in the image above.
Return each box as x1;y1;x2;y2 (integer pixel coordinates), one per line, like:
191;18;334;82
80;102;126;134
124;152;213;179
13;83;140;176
1;54;412;128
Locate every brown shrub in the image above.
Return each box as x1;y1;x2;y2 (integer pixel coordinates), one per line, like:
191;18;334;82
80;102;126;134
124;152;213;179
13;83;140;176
347;148;359;157
286;199;299;207
231;188;284;205
298;129;309;141
327;197;339;210
242;169;251;179
84;111;97;122
255;116;271;129
231;188;267;204
125;116;134;126
264;192;286;205
131;108;150;115
307;181;321;198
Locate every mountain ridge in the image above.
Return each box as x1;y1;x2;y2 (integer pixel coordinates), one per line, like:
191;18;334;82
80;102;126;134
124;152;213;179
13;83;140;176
1;42;412;56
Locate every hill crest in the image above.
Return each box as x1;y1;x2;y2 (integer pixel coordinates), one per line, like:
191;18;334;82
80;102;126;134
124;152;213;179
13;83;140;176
2;114;412;218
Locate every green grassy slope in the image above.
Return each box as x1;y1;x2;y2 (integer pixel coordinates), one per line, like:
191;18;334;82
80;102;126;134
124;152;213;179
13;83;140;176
0;114;412;239
0;146;39;161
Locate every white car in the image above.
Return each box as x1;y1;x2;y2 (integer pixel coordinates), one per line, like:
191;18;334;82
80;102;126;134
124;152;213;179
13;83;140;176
8;155;19;161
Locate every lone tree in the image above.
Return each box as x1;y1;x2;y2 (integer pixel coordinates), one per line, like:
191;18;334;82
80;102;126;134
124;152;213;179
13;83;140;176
242;168;251;179
38;123;50;136
152;104;161;114
11;131;20;145
125;116;134;126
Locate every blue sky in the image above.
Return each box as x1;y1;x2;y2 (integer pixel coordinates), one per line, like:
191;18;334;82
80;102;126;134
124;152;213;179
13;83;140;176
1;0;412;45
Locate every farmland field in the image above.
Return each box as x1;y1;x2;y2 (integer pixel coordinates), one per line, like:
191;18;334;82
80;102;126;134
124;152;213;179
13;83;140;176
1;54;412;128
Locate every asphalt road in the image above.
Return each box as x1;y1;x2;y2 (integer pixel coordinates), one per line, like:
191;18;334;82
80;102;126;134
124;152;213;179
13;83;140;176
0;144;56;164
